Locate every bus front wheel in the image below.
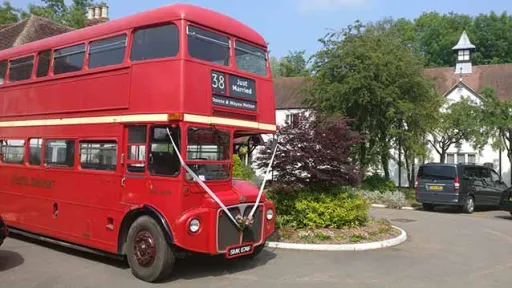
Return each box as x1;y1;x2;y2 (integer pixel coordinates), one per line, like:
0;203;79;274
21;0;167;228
126;215;175;283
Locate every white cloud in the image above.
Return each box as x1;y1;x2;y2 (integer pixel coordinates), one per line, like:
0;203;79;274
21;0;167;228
298;0;370;11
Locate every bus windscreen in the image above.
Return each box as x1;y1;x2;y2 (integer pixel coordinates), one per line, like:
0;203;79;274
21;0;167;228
235;40;267;76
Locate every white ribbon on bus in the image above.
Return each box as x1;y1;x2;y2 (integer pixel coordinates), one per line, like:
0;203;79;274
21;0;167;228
166;128;278;229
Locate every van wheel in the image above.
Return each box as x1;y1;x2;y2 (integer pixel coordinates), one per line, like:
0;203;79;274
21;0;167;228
126;216;175;283
422;203;434;211
462;196;475;214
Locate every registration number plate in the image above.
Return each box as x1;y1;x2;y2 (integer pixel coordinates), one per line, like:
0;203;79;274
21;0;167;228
428;185;443;191
225;244;253;259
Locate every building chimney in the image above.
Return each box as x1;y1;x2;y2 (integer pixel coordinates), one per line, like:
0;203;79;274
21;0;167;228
94;6;101;19
101;5;109;18
85;3;110;27
87;7;94;19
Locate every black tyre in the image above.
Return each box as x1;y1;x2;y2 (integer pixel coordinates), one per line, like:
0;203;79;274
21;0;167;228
422;203;434;211
126;216;175;283
462;195;475;214
510;211;512;217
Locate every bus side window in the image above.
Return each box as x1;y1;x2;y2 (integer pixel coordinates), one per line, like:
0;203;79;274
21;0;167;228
79;140;117;171
36;50;52;78
9;55;34;82
53;43;86;75
127;126;147;173
1;139;25;164
0;60;7;84
29;138;42;166
45;140;75;168
130;24;179;62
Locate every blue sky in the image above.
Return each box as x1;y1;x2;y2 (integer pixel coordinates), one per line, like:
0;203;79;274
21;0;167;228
12;0;511;58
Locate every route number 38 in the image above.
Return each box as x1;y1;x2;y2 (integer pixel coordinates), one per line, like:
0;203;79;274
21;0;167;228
211;71;226;94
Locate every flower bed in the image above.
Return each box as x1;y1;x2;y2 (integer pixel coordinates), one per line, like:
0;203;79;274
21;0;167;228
269;218;401;245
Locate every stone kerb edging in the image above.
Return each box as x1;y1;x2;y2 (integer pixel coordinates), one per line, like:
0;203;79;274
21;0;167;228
265;225;407;251
371;204;417;210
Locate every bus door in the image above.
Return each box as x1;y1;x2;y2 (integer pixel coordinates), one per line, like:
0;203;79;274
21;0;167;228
121;125;149;204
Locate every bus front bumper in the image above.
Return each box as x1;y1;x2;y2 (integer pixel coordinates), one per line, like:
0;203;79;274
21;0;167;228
174;201;275;257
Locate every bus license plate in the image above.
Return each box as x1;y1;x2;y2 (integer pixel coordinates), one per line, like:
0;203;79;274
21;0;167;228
226;244;253;259
429;185;443;191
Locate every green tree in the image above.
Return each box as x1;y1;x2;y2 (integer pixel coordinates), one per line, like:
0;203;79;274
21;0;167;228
427;97;486;163
277;50;311;77
0;1;22;24
480;87;512;182
305;19;440;180
20;0;93;29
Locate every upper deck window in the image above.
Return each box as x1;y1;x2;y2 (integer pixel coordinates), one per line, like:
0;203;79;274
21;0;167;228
9;56;34;82
0;61;6;84
187;25;230;66
89;34;127;69
131;24;179;62
235;40;267;76
36;50;51;78
53;43;86;75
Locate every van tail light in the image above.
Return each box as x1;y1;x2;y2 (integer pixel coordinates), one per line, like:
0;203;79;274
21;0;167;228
414;177;419;192
454;177;460;191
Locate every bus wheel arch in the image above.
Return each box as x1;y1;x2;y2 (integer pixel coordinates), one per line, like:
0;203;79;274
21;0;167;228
118;205;175;255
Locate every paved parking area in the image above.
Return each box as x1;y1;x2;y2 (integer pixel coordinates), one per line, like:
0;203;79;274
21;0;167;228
1;207;512;288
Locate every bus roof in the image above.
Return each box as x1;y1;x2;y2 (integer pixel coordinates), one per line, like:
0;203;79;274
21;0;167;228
0;3;267;59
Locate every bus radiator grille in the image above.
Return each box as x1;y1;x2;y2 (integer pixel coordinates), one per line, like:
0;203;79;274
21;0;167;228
216;204;263;252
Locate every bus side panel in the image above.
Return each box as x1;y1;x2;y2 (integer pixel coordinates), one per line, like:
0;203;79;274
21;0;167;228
0;70;131;117
129;60;182;113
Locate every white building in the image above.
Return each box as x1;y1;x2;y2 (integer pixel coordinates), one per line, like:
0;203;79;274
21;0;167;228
256;31;512;185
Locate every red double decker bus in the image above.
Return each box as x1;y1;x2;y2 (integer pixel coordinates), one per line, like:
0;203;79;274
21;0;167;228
0;4;276;282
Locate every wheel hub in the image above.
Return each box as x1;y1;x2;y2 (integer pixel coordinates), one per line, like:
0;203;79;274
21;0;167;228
134;230;156;267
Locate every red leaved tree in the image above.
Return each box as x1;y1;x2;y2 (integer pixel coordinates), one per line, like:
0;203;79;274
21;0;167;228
254;111;363;189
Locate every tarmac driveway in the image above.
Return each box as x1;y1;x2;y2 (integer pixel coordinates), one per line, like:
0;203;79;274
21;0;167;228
1;208;512;288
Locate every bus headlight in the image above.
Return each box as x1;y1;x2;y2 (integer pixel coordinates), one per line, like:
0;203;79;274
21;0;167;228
266;209;274;220
189;218;200;233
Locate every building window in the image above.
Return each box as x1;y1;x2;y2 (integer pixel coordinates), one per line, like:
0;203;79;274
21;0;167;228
127;125;147;173
29;138;42;166
285;113;301;128
1;140;25;164
80;140;117;171
457;154;465;163
9;56;34;82
45;140;75;167
131;24;179;62
53;43;86;75
468;154;476;164
458;50;470;61
447;154;455;164
36;50;51;78
88;34;127;69
187;25;230;66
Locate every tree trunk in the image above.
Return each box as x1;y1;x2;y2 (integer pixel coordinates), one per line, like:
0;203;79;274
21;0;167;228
358;142;367;184
410;159;416;188
381;152;390;180
439;151;446;163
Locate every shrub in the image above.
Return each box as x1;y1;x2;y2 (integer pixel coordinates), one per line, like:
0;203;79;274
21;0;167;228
254;112;363;189
356;190;407;209
233;154;256;181
266;186;370;229
362;174;396;192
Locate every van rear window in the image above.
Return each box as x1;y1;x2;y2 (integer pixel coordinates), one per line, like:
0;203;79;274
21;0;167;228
418;165;456;180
